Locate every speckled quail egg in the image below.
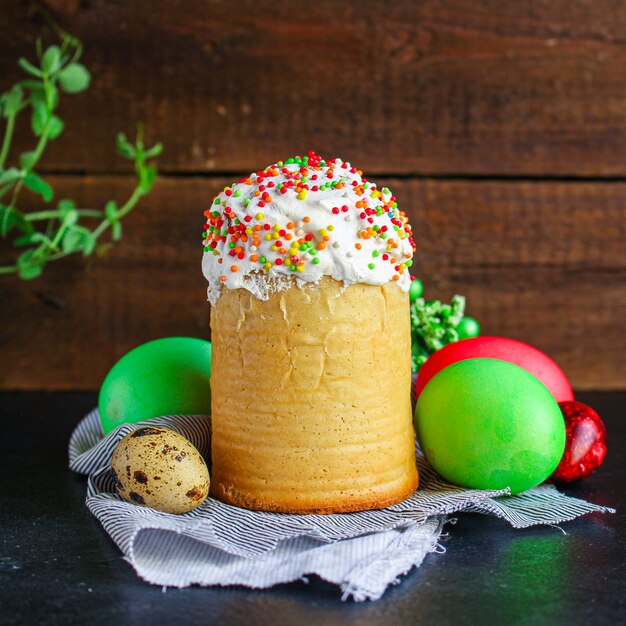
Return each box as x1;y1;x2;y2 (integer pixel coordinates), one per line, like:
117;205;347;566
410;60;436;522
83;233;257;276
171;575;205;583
111;427;210;514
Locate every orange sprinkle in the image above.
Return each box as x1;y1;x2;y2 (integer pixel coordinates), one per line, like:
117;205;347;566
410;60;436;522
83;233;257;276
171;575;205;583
336;182;344;189
230;265;238;272
285;233;293;240
250;254;259;262
287;221;295;229
253;190;260;197
254;224;262;231
303;216;311;223
323;235;330;242
218;258;223;264
355;243;362;250
392;275;399;281
318;242;326;250
220;275;226;282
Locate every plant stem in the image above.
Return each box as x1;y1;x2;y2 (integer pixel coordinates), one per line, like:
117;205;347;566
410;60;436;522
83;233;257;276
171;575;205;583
25;209;103;221
91;184;144;240
0;113;16;169
0;265;17;274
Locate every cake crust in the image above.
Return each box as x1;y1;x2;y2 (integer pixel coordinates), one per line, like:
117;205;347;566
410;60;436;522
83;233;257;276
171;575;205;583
209;276;419;514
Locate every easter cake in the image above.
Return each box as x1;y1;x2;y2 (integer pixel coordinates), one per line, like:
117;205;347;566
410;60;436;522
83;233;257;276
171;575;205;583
202;151;418;513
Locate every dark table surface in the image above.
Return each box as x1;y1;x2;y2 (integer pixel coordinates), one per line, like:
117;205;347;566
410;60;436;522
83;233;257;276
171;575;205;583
1;391;623;626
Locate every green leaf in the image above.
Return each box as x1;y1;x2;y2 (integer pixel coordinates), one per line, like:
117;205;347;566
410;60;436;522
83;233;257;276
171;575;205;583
104;200;118;221
42;46;62;74
57;199;76;212
47;115;64;139
62;226;95;256
2;85;24;118
0;167;22;186
20;80;44;92
14;232;52;247
30;93;50;136
112;221;122;241
44;82;59;111
60;202;78;226
144;143;164;159
23;172;53;202
0;204;31;236
116;133;135;158
19;151;37;170
138;164;157;194
58;63;90;94
18;57;43;78
16;248;45;280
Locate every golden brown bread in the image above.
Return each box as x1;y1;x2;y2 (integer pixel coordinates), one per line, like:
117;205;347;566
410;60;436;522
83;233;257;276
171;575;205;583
209;276;418;513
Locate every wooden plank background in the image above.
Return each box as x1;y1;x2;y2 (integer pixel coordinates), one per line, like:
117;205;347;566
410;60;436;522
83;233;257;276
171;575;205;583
1;0;625;390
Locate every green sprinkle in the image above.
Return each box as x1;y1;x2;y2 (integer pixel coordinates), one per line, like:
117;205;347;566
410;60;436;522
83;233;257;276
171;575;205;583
290;264;297;271
277;161;284;167
234;218;240;225
406;259;413;267
234;189;241;197
214;198;221;205
228;242;235;249
299;244;308;251
372;250;380;257
243;198;250;207
368;262;375;269
286;158;295;164
260;256;267;264
312;257;320;264
382;187;390;195
309;249;317;255
212;210;220;217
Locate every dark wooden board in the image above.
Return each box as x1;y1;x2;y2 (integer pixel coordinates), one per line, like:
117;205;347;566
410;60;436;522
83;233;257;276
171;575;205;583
3;1;626;175
1;175;624;390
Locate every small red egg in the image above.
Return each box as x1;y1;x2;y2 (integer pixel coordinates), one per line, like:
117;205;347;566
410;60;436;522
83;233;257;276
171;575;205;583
415;336;574;403
551;401;607;482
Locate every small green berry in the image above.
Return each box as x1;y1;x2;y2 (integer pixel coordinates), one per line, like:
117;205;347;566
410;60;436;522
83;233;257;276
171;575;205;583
409;278;424;302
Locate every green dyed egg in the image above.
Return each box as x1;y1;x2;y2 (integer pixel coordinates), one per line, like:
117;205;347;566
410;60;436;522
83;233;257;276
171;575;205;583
415;358;565;494
99;337;212;434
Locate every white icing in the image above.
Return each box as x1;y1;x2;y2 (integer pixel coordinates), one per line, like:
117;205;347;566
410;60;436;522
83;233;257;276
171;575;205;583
202;154;415;304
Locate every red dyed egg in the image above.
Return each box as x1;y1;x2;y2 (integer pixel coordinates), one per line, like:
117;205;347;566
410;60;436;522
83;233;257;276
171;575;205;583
415;336;574;403
551;401;607;482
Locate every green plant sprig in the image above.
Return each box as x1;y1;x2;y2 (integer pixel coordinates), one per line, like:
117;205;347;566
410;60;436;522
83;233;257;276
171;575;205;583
0;28;162;279
410;292;481;374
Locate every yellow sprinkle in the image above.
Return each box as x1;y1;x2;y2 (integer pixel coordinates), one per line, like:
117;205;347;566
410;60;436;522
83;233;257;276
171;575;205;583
297;265;305;272
319;229;327;236
327;225;334;231
245;228;253;235
272;232;279;239
273;224;280;232
265;233;273;240
271;245;278;251
297;190;308;200
265;262;273;270
256;212;264;220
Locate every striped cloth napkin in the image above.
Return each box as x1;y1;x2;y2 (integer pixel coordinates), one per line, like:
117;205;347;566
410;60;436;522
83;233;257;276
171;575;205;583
69;410;613;601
